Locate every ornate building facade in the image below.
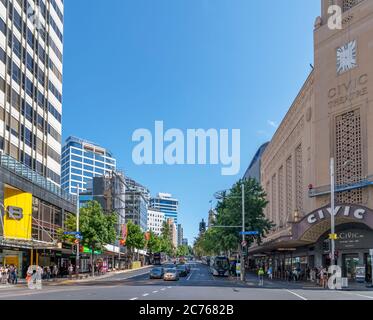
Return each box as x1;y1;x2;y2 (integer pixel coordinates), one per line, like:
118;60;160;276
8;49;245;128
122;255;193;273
249;0;373;282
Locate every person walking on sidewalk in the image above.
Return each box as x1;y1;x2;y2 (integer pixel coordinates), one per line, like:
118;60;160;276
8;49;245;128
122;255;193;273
68;264;74;279
267;266;273;280
258;267;265;286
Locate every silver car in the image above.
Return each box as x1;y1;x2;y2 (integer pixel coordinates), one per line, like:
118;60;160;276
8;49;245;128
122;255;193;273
163;268;179;281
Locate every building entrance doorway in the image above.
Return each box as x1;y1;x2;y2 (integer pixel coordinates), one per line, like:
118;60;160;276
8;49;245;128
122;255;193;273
342;254;359;280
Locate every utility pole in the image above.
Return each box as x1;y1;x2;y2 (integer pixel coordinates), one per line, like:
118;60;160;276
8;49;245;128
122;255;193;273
241;182;245;282
330;158;336;266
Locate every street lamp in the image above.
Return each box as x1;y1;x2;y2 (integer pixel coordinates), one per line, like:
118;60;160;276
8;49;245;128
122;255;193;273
330;158;355;267
76;186;81;276
214;181;246;282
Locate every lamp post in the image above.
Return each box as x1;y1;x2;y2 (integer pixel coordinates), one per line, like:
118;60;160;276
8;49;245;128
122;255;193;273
213;181;246;282
330;158;336;266
76;186;80;276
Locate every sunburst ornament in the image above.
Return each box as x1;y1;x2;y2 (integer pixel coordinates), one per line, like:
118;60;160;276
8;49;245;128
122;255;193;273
337;40;357;75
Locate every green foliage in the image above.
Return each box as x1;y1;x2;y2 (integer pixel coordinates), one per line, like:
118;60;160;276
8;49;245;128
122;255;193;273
146;230;162;253
63;201;117;252
176;245;189;257
126;220;145;253
193;178;274;256
160;221;174;256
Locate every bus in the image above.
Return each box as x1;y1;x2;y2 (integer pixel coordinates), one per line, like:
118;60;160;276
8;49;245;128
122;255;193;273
209;256;230;277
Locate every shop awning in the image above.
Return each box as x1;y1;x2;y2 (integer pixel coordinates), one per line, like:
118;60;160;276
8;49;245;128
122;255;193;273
0;237;59;250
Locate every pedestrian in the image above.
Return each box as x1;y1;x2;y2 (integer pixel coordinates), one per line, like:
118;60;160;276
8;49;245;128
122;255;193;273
12;267;17;285
46;266;51;281
267;266;273;280
53;265;59;280
68;264;74;279
258;267;265;286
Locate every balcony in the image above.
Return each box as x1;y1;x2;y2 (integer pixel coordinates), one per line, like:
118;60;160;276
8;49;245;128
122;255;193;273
0;153;76;204
308;175;373;198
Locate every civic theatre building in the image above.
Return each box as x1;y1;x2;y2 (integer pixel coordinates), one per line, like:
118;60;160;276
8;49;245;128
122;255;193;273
248;0;373;282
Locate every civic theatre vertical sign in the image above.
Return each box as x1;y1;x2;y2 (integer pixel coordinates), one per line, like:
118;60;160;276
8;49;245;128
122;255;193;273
4;187;32;240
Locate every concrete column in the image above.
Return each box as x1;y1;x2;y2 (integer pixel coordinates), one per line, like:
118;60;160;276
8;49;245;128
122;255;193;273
358;252;365;266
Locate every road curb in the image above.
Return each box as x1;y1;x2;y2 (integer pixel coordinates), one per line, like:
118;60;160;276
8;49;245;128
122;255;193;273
49;266;153;285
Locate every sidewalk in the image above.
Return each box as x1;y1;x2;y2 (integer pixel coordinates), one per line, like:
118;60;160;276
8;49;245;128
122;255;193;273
0;265;152;289
244;271;373;291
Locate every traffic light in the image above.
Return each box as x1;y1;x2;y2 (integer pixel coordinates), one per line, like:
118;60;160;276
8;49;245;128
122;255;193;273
323;239;331;252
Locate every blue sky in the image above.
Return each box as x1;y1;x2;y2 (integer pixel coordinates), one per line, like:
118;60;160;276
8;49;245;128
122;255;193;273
62;0;320;243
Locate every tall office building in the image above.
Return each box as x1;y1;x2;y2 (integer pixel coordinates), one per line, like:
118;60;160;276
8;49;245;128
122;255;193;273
125;177;149;232
177;224;183;247
0;0;64;185
0;1;78;277
167;218;177;249
147;208;165;236
150;193;178;224
61;136;116;195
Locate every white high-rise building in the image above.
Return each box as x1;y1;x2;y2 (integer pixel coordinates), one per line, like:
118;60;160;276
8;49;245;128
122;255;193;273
0;0;64;185
147;208;165;236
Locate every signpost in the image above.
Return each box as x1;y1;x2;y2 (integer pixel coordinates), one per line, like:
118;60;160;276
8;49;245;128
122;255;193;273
240;231;259;236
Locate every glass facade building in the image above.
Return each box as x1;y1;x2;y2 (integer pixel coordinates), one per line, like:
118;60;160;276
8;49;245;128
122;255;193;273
125;177;149;232
150;193;178;225
0;0;64;186
61;136;116;195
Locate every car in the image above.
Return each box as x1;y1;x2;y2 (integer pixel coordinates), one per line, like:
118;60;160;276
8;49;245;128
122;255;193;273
185;264;191;273
163;268;179;281
176;265;188;277
149;267;164;279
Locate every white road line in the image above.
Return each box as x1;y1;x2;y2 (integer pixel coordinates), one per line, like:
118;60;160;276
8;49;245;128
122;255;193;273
167;286;171;289
152;290;158;293
338;291;373;300
285;289;308;301
161;288;166;291
130;297;138;300
186;270;194;281
142;293;149;297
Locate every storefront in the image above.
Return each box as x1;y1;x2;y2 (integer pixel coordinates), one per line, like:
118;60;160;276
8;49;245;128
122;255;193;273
248;204;373;282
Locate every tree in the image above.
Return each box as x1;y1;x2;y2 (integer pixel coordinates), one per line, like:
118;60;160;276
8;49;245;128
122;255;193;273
160;221;174;256
146;231;162;254
126;220;145;261
62;201;117;277
176;245;189;257
196;178;274;256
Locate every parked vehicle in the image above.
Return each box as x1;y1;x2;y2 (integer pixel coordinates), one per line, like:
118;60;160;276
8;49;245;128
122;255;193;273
210;256;230;277
149;267;164;279
163;268;179;281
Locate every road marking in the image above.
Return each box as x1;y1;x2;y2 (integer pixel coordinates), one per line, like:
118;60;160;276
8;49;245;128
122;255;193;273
285;290;308;301
142;293;149;297
167;286;171;289
161;288;166;291
130;297;138;300
152;290;158;293
187;270;194;281
338;291;373;300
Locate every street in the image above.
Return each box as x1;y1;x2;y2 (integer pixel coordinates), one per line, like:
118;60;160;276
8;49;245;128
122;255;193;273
0;263;373;300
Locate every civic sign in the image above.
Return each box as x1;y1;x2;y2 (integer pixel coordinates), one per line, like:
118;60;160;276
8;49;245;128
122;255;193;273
307;206;366;225
239;231;259;236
